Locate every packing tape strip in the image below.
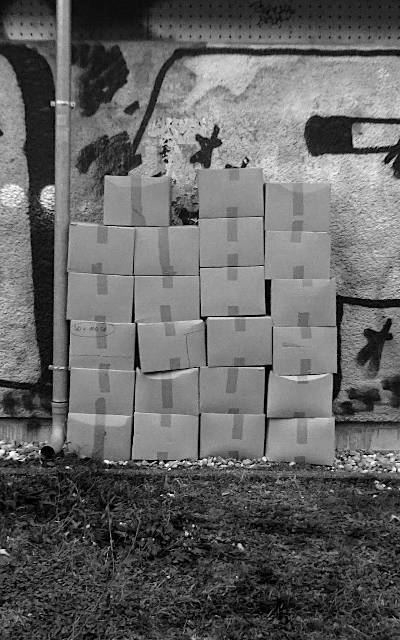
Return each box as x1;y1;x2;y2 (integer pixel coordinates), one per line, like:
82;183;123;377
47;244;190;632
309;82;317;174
227;218;238;242
162;276;174;289
164;322;176;337
302;279;313;287
97;274;108;295
234;318;246;331
296;418;308;444
292;219;304;232
170;357;181;369
227;253;239;267
98;363;111;393
290;231;302;243
131;177;146;225
292;182;304;217
92;263;103;274
161;379;173;409
298;312;310;327
227;267;238;281
95;397;106;415
300;359;312;374
94;315;107;350
158;228;176;275
294;411;306;418
229;168;240;181
160;305;172;322
228;450;239;459
295;455;306;465
97;225;108;244
93;411;106;459
232;414;244;440
234;357;246;366
157;451;169;460
226;206;238;217
301;327;312;339
293;266;305;278
228;305;240;316
226;367;239;393
160;414;172;427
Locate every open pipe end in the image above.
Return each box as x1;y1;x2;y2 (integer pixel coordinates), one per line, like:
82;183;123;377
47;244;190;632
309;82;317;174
40;444;57;460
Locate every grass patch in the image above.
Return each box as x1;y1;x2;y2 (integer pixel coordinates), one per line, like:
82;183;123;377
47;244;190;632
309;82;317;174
1;468;400;639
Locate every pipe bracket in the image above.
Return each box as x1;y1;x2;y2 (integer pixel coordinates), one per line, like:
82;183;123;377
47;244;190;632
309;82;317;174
50;100;76;108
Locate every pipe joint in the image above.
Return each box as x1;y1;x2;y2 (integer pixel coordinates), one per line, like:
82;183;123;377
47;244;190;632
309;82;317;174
50;99;76;108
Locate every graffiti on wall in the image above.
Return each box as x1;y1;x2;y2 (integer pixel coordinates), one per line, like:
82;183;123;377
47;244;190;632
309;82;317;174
2;42;400;422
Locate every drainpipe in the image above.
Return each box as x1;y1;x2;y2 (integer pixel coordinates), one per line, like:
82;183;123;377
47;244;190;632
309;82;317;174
41;0;72;459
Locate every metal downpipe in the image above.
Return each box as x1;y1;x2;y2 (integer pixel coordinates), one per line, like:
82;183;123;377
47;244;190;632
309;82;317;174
41;0;72;459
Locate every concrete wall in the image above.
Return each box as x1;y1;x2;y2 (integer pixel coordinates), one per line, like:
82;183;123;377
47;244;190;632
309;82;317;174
1;40;400;425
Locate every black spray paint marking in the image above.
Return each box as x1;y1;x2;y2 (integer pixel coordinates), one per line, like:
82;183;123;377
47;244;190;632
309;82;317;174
383;140;400;178
382;375;400;408
356;318;393;377
76;131;141;193
305;115;400;178
0;44;55;387
225;157;250;169
124;100;140;115
72;43;129;117
347;387;381;411
334;299;400;402
0;382;52;416
189;125;222;168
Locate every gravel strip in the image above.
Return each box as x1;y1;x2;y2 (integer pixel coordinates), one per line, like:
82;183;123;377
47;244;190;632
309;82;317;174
2;440;400;476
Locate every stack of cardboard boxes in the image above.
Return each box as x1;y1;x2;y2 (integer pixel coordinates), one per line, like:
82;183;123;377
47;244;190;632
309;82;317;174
66;219;136;460
65;171;337;465
66;174;172;460
198;169;271;459
264;184;337;465
132;221;205;462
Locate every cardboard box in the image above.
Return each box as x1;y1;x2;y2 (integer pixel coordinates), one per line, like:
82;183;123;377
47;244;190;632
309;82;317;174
199;217;264;267
200;413;266;459
103;175;171;226
198;168;264;218
68;222;135;275
200;267;265;316
134;226;199;275
67;273;134;322
138;320;206;373
69;368;135;415
271;279;336;327
267;372;333;417
265;183;330;231
200;366;265;414
207;316;272;367
69;321;135;370
134;276;199;323
273;327;337;374
132;413;199;460
266;417;335;466
67;413;132;461
265;231;330;279
135;367;199;415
